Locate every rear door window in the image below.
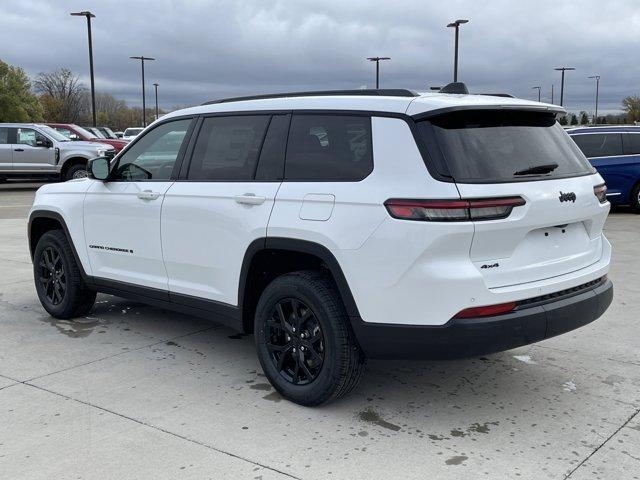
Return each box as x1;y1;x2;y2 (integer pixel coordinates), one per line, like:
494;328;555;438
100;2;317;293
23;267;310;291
0;127;8;144
571;133;624;158
285;114;373;181
188;115;270;181
418;110;594;183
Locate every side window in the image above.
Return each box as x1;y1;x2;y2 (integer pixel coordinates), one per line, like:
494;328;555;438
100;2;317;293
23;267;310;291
113;119;192;181
187;115;270;181
0;127;8;144
16;128;46;147
285;115;373;181
55;128;72;138
572;133;623;158
624;134;640;155
255;115;289;181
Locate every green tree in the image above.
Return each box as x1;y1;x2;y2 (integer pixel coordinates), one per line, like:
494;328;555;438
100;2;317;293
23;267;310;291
579;111;589;125
570;114;579;125
622;95;640;123
558;115;568;126
0;59;43;122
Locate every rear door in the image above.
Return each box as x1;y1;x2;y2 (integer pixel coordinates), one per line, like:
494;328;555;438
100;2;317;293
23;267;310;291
420;110;609;289
161;114;288;307
0;127;11;172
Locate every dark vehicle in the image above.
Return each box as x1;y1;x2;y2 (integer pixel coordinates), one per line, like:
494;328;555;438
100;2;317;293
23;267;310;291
569;126;640;211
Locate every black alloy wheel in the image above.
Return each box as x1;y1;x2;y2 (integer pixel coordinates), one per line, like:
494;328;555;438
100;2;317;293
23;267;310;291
38;246;67;305
266;298;325;385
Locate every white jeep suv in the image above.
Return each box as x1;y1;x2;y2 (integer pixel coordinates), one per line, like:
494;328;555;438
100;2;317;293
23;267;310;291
28;86;613;406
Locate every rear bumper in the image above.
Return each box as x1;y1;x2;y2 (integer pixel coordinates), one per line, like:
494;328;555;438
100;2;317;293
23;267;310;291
351;278;613;360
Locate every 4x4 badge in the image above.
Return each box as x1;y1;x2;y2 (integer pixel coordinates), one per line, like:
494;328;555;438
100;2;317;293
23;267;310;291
559;191;576;203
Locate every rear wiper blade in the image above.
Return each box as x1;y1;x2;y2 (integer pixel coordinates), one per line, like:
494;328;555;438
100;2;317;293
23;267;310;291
514;163;559;176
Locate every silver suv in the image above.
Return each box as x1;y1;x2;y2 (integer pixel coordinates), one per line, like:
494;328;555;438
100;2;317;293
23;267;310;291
0;123;115;182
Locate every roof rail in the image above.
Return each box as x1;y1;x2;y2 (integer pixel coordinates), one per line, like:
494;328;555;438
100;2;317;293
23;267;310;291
480;93;517;98
202;89;419;105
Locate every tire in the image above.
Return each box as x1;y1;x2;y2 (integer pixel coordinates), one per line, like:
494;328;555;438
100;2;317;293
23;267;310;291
64;163;88;181
0;176;7;183
33;230;96;319
254;270;366;406
631;183;640;213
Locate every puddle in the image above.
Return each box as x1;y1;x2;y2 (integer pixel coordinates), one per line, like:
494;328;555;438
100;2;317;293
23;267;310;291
602;374;625;386
263;391;282;402
250;383;272;391
40;317;101;338
228;333;249;340
468;421;499;434
166;341;180;347
358;408;401;432
450;429;466;437
445;455;468;466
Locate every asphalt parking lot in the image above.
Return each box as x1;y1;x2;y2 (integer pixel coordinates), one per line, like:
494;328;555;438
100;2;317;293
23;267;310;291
0;183;639;480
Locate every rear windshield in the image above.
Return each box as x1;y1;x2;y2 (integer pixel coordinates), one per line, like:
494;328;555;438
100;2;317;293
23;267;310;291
418;110;594;183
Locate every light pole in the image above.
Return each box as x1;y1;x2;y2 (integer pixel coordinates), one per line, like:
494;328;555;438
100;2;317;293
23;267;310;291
153;83;159;120
129;56;155;127
551;84;554;104
588;75;600;124
366;57;390;89
70;11;97;127
554;67;575;107
447;19;469;82
532;86;541;102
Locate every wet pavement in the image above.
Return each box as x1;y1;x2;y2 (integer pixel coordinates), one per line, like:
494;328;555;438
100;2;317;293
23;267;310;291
0;185;639;479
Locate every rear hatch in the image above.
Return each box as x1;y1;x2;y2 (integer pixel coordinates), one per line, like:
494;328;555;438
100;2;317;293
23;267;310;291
417;109;608;288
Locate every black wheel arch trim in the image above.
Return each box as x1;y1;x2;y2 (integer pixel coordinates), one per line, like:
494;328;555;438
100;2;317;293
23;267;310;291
238;237;361;319
28;210;90;281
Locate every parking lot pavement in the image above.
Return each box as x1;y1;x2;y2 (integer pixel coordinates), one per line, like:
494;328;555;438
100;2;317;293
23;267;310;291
1;186;639;480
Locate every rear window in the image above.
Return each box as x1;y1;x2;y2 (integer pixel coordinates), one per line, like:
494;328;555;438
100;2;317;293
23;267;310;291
625;133;640;155
419;110;594;183
571;133;623;158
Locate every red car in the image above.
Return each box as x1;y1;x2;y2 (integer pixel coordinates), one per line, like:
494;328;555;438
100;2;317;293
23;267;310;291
47;123;128;153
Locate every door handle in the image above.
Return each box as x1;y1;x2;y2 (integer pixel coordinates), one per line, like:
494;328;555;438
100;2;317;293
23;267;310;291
234;193;266;205
14;148;24;152
137;190;161;201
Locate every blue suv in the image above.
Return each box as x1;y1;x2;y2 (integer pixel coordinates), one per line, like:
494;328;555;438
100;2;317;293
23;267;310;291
568;126;640;212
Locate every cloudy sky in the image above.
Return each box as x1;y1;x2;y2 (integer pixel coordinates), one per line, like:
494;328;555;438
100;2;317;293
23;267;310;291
2;0;639;114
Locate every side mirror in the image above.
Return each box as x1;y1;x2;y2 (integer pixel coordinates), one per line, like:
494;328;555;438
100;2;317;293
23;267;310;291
36;138;53;148
87;157;110;181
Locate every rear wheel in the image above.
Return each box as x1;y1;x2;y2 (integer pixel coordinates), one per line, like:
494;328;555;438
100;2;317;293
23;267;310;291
254;271;366;406
64;163;88;181
631;183;640;213
34;230;96;318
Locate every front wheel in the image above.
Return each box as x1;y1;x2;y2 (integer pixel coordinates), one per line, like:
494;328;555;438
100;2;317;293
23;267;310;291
254;271;366;406
64;163;88;181
34;230;96;319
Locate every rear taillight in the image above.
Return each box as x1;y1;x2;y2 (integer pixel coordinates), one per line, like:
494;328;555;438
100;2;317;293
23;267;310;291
384;197;526;222
593;183;607;204
453;301;517;319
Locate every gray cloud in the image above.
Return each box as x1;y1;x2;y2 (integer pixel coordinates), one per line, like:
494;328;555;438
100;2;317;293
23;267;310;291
1;0;639;114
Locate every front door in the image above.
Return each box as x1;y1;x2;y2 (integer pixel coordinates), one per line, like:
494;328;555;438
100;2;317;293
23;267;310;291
83;118;194;291
162;114;289;306
12;127;56;172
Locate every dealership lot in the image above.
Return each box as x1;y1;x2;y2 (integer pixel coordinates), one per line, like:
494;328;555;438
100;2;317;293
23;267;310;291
0;184;638;480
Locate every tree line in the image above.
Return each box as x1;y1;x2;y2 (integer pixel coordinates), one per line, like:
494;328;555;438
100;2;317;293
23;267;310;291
2;58;640;128
0;59;166;129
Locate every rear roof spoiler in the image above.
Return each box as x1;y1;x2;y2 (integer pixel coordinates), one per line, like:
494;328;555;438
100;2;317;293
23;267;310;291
412;104;566;120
